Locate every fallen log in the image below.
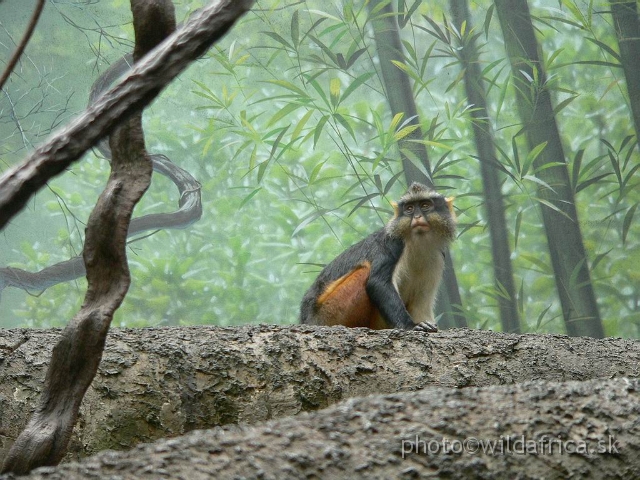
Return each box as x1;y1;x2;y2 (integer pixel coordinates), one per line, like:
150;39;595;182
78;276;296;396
1;325;638;463
4;377;638;479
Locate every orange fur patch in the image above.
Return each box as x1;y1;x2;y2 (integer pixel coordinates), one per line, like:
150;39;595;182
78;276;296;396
316;262;379;328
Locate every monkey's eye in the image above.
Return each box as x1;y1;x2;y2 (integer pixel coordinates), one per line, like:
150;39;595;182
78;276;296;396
404;205;414;215
420;201;433;211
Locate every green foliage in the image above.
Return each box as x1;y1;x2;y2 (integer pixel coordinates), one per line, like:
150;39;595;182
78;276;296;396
0;0;638;338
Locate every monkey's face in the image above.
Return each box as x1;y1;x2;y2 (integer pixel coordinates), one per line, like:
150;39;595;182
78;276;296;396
398;195;456;242
386;183;456;242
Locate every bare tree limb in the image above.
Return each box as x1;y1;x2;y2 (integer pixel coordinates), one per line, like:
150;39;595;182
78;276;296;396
0;0;179;474
0;0;46;91
0;151;202;297
0;0;255;230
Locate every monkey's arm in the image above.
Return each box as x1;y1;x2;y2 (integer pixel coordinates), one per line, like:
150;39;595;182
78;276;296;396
365;241;415;330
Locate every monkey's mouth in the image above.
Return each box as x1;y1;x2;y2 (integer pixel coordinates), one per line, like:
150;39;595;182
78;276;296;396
412;220;430;231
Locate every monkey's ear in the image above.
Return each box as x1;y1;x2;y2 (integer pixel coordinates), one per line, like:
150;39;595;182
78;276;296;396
391;201;400;217
446;197;455;216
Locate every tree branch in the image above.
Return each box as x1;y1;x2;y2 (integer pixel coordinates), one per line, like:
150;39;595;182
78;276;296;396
0;0;46;91
1;0;179;474
0;151;202;297
0;0;255;230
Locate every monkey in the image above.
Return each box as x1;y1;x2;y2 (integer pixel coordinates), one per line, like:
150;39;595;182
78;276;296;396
299;182;456;332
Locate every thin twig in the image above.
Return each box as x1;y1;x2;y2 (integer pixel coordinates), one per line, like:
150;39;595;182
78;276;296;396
0;0;46;91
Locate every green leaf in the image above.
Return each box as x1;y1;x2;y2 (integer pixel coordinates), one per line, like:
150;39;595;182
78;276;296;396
394;124;420;141
330;77;341;107
240;188;262;208
546;48;564;68
292;208;330;237
535;198;573;221
262;31;293;50
575;173;613;194
608;150;622;186
514;210;522;250
366;1;389;19
290;10;299;48
623;138;638;170
571;149;584;192
313;115;329;148
622;163;640;190
264;79;309;99
522;141;547;177
591;249;613;271
341;72;375;103
523;175;556;193
389;112;405;132
307;77;330;107
308;161;326;184
268;125;290;163
308;34;338;65
518;280;524;316
511;136;521;176
379;172;402;196
334;113;356;140
419;41;436;79
585;37;622;62
483;4;494;40
622;203;638;246
421;14;448;43
257;160;269;183
535;305;552;329
399;0;422;28
568;257;586;289
267;103;301;127
291;109;314;142
391;60;423;85
445;68;466;93
345;47;366;69
552;95;578;116
347;193;380;217
496;73;510;119
620;134;634;154
521;254;552;274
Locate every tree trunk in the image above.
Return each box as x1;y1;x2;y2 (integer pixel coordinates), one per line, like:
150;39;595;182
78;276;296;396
449;0;521;333
610;0;640;143
0;0;171;472
4;376;638;479
368;0;466;329
494;0;604;338
2;325;638;464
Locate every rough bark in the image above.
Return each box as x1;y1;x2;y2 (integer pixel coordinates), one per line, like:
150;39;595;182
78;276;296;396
0;0;254;230
1;325;638;465
2;376;638;479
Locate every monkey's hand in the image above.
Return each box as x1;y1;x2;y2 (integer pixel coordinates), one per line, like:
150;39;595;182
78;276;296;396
413;321;438;333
